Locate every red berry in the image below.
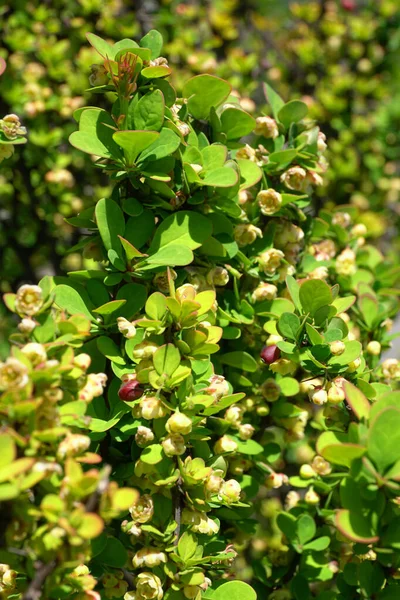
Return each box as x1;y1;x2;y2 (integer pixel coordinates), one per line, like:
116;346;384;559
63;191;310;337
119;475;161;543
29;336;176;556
260;345;281;364
118;379;144;401
341;0;356;11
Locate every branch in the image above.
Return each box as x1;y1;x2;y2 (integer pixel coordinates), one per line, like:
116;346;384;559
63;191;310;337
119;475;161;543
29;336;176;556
173;476;184;545
22;560;57;600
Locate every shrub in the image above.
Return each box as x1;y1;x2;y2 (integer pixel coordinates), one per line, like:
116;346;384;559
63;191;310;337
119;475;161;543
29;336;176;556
1;27;400;600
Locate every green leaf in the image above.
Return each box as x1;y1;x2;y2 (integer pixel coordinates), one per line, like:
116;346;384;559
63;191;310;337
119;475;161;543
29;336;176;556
140;245;194;268
263;82;285;119
332;295;356;313
368;407;400;472
220;351;257;372
97;336;125;365
183;75;232;120
138;127;181;164
278;313;300;341
141;65;171;78
118;236;147;261
297;514;316;545
139;29;163;59
358;294;378;329
278;100;308;128
268;149;298;165
113;130;160;164
153;344;180;376
133;90;165;132
299;279;332;316
213;581;256;600
286;275;302;312
220;108;255;140
124;210;155;249
95;198;125;254
54;284;95;321
201;167;238;188
141;444;164;464
93;536;128;568
86;33;115;58
0;434;16;468
279;377;300;397
236;158;262;190
115;283;147;320
343;381;370;421
335;510;378;544
303;536;330;551
328;341;362;366
177;531;198;563
149;210;212;253
320;443;365;467
69;109;122;159
92;299;126;315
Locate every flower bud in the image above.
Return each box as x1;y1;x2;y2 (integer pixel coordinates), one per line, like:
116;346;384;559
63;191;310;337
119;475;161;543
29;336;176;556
266;472;288;489
134;573;163;600
132;547;167;568
261;378;281;402
382;358;400;379
299;464;316;479
132;340;158;359
0;357;29;390
129;494;154;523
317;131;327;153
257;248;285;275
285;491;301;510
205;374;230;400
254;116;279;139
118;379;144;402
21;342;47;366
367;341;381;356
218;479;241;504
89;64;108;86
257;189;282;215
309;387;328;405
166;412;192;435
15;284;43;316
260;345;281;365
312;455;332;476
214;436;238;454
280;166;307;191
0;114;27;140
238;423;255;440
224;405;243;426
327;382;345;404
347;358;361;373
18;317;37;334
153;269;177;293
305;489;320;505
206;474;224;494
309;266;329;280
57;434;90;460
206;266;229;287
330;340;345;356
162;433;186;456
181;509;219;535
135;426;154;447
234;224;263;247
336;248;356;276
116;317;137;339
140;395;167;420
73;353;91;370
251;282;278;302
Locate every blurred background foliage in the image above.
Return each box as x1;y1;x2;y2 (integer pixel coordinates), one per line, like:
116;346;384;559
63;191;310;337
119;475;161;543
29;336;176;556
1;0;400;357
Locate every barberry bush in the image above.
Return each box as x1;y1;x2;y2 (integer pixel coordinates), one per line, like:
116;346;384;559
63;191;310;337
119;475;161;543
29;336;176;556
1;28;400;600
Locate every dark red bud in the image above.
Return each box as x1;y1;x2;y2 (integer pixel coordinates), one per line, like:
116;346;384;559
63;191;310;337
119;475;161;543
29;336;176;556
118;380;144;401
260;345;281;364
341;0;356;11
